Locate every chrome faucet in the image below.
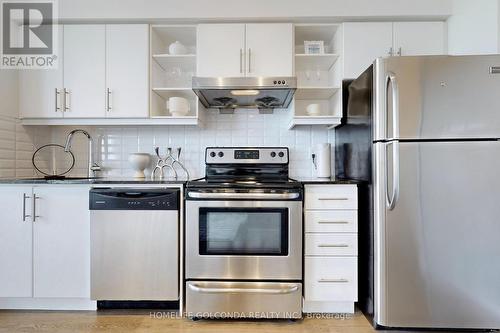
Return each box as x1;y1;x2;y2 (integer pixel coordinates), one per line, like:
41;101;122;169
64;129;101;178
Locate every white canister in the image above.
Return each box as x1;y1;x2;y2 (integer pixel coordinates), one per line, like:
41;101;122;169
314;143;331;178
166;97;190;117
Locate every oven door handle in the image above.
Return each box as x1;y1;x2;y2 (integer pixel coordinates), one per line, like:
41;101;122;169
188;283;299;295
187;192;300;200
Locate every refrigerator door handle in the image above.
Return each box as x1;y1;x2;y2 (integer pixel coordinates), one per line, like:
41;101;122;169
386;72;400;140
386;141;400;210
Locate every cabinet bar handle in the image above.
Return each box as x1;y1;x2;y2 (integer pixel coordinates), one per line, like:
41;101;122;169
239;48;243;74
489;66;500;74
248;48;252;73
318;278;349;283
63;88;70;112
318;197;348;201
32;194;40;222
106;88;112;111
55;89;61;112
318;220;349;224
318;244;349;248
22;193;31;222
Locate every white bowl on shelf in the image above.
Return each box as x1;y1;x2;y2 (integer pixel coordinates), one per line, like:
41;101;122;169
306;103;321;116
128;153;151;179
166;96;190;117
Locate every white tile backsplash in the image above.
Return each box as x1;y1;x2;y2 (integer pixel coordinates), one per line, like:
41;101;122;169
47;109;336;179
0;115;52;178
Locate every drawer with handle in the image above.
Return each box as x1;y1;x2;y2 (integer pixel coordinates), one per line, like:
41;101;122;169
305;185;357;210
305;233;357;256
305;210;357;233
305;257;357;301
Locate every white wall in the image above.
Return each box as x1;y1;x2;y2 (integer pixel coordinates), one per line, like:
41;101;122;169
59;0;452;21
448;0;499;54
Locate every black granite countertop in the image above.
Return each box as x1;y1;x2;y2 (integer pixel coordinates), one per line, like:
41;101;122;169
294;177;366;185
0;177;186;185
0;177;365;186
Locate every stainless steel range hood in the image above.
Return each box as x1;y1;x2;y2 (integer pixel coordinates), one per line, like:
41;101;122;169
192;77;296;112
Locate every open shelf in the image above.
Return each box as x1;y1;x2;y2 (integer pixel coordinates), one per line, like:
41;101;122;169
294;24;340;54
152;54;196;71
150;25;204;126
295;54;339;71
295;87;339;99
151;87;196;100
288;116;342;129
291;24;343;129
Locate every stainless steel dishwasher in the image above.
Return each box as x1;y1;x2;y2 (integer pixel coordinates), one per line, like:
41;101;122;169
89;188;179;301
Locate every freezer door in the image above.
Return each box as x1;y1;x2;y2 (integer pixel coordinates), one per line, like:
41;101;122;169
373;140;500;329
373;55;500;141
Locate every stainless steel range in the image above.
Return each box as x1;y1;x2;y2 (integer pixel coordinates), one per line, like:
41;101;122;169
185;147;303;319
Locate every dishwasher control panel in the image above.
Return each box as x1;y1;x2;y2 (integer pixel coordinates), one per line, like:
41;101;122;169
89;188;179;210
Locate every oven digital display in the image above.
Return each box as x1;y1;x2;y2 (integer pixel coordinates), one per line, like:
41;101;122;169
234;150;259;160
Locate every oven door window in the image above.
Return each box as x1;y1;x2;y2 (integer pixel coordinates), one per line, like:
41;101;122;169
199;208;288;256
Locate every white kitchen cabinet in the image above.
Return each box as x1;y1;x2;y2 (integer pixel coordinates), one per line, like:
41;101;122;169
245;23;293;76
393;22;445;56
0;187;33;297
343;21;446;79
0;185;90;301
19;28;64;119
106;24;149;118
343;22;393;79
197;24;246;77
33;186;90;298
63;25;106;118
303;184;358;314
197;23;293;77
20;24;150;121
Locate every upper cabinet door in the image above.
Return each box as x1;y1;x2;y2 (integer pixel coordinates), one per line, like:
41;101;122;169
19;27;64;119
106;24;149;118
63;25;106;118
245;23;293;76
197;24;246;77
393;22;445;56
343;22;393;79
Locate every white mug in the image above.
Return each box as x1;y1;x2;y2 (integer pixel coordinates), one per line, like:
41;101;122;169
166;97;190;117
306;103;321;116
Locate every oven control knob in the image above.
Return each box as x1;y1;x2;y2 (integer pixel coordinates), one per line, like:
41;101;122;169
218;151;224;157
209;151;216;158
270;151;276;158
278;151;285;158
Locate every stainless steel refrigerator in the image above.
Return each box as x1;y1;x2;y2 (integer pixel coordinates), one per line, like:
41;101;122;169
336;55;500;329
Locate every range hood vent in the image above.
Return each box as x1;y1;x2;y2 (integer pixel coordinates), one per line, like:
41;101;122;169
192;77;297;112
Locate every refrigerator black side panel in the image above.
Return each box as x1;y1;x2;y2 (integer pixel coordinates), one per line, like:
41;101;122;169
335;65;374;323
335;67;373;182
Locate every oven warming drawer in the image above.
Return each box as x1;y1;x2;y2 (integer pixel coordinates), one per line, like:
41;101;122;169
185;281;302;318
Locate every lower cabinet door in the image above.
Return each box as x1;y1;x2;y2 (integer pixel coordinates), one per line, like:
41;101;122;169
0;187;33;297
33;186;90;298
305;257;358;302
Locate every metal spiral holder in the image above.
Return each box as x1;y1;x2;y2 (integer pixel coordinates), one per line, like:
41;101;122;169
151;147;190;180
